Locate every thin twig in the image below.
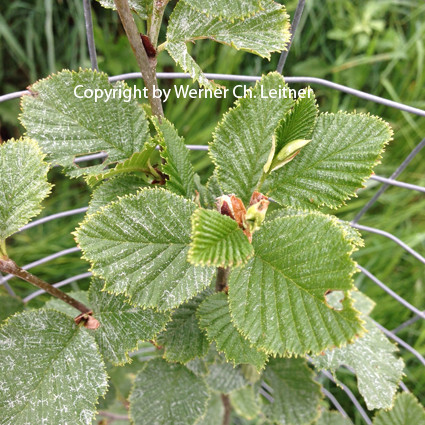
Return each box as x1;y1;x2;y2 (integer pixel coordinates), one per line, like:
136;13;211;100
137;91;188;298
221;394;232;425
113;0;164;117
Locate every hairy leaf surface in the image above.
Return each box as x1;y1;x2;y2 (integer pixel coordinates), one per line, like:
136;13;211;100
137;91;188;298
129;358;209;425
266;112;392;209
313;410;352;425
210;73;295;203
228;213;362;356
95;0;150;18
262;358;322;425
229;385;261;420
20;69;150;177
182;0;263;20
197;392;224;425
76;188;215;311
206;355;248;394
373;393;425;425
0;138;51;241
198;293;267;370
0;310;108;425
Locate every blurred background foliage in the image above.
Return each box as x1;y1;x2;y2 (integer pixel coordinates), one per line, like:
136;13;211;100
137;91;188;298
1;0;425;422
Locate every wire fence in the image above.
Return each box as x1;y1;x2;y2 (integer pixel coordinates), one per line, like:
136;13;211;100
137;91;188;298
0;1;424;423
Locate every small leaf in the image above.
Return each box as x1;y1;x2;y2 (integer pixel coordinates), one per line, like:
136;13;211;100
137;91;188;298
87;175;147;215
198;293;267;370
0;138;51;241
313;410;352;425
20;69;151;177
373;393;425;425
262;358;322;425
269;138;312;172
197;392;224;425
76;188;215;311
129;358;210;425
228;213;362;356
266;112;392;209
165;2;290;89
189;209;254;267
157;289;212;363
153;117;195;198
182;0;263;21
0;310;108;425
0;295;24;322
229;385;261;420
210;73;295;204
94;0;150;18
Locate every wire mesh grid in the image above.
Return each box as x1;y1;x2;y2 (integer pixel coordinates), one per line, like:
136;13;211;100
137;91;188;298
1;1;424;423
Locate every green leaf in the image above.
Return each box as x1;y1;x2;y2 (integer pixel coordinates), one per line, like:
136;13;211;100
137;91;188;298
165;3;290;89
94;0;150;18
198;293;267;370
197;392;224;425
189;209;254;267
0;310;108;425
275;89;318;152
129;358;209;425
204;171;224;208
373;393;425;425
157;289;212;363
210;73;295;204
313;410;352;425
0;138;51;241
87;175;147;215
229;385;261;420
182;0;263;20
76;188;215;311
266;112;392;209
153;117;195;198
228;213;362;356
312;318;404;410
0;295;24;322
20;69;151;177
262;358;322;425
45;279;169;365
45;290;90;317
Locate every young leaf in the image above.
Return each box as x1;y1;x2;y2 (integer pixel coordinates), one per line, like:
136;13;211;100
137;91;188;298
275;89;318;152
153;117;195;199
198;293;267;370
75;188;215;311
210;73;295;204
129;358;209;425
87;175;147;215
196;392;224;425
0;310;108;425
0;138;51;242
261;358;322;425
189;209;254;267
45;278;169;365
156;289;212;363
95;0;150;18
373;393;425;425
313;410;352;425
165;2;290;89
229;385;261;420
182;0;263;21
20;69;151;177
266;112;392;209
228;213;362;356
0;295;24;322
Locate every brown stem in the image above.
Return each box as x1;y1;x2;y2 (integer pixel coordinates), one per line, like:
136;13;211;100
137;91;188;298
0;257;91;315
148;0;169;49
221;394;232;425
113;0;164;118
215;267;230;292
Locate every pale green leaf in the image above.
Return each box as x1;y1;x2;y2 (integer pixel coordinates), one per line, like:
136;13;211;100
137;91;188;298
228;213;362;356
44;290;90;317
313;410;352;425
351;290;375;315
76;188;215;311
0;295;24;322
373;393;425;425
262;358;322;425
87;175;147;215
153;117;195;198
312;318;404;410
165;3;290;89
94;0;150;18
129;358;209;425
203;171;224;208
275;89;318;151
0;138;51;241
157;289;212;363
189;209;254;267
210;73;295;204
20;69;151;177
197;392;224;425
198;293;267;370
182;0;263;20
45;279;169;365
266;112;392;209
0;310;108;425
229;385;261;420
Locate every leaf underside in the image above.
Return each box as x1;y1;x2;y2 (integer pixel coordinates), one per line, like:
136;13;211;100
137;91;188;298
228;384;261;420
95;0;150;18
182;0;263;20
196;392;224;425
313;410;352;425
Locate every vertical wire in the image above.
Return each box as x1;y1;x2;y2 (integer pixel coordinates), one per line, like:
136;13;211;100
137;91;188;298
83;0;99;70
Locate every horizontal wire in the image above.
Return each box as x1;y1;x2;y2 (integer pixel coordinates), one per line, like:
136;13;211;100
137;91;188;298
392;313;425;334
352;224;425;265
370;175;425;193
